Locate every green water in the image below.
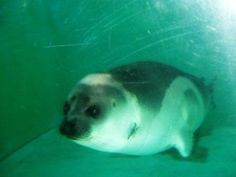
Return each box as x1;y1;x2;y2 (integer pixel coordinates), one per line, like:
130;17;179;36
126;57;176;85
1;0;236;177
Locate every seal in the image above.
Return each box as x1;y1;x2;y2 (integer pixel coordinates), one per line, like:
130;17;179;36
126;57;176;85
60;61;210;157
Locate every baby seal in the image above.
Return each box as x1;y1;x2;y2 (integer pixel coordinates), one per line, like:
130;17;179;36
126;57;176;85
60;61;211;157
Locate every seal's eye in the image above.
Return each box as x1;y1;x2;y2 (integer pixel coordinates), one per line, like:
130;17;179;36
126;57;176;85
85;105;100;119
63;102;70;115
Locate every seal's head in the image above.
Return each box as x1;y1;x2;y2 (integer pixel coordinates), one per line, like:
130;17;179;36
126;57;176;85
60;73;140;153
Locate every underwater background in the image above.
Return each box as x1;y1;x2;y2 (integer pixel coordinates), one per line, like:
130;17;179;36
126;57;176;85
0;0;236;176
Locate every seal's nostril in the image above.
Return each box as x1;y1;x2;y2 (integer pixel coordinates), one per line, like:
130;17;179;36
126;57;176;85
63;102;70;115
59;118;90;139
59;122;67;135
60;120;77;137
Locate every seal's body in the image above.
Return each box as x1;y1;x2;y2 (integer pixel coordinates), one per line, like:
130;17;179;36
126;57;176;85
60;61;209;157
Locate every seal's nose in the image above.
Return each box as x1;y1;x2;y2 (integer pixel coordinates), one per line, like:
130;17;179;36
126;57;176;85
60;119;78;138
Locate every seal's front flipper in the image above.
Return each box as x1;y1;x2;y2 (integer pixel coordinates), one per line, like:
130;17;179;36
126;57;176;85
173;128;193;157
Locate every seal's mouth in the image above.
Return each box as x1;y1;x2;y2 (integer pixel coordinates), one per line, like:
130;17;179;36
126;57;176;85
59;121;78;139
59;128;81;140
64;134;78;140
59;121;91;141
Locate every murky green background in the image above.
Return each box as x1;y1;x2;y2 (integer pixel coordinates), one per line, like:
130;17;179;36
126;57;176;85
1;0;236;176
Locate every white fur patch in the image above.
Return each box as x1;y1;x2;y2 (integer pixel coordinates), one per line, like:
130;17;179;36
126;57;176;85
80;73;112;85
80;73;123;88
